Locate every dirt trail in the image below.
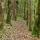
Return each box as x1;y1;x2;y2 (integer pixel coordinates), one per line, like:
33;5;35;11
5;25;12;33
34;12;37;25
0;20;40;40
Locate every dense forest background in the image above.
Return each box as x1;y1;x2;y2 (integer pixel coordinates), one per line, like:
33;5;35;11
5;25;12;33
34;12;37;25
0;0;40;40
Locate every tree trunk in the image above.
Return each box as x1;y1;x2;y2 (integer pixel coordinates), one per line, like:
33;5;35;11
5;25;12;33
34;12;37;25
6;0;11;24
0;0;4;30
0;0;3;24
13;0;16;21
27;0;32;31
24;1;26;20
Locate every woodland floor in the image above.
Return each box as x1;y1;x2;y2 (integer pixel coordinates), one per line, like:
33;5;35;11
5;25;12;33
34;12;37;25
0;20;40;40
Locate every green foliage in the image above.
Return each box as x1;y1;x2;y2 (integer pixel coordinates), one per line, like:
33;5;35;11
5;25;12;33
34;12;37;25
32;0;40;38
32;16;39;37
32;26;39;37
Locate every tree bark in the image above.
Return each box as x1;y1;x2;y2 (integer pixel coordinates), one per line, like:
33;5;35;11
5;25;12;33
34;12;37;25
0;0;4;24
13;0;16;20
27;0;32;31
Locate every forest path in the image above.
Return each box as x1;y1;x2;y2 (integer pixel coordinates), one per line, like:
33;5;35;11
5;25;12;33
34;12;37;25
0;20;40;40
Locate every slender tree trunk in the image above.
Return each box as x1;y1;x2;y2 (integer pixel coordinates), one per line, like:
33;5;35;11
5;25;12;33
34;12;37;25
6;0;11;24
24;1;26;20
27;0;32;31
27;0;28;25
13;0;16;21
0;0;4;30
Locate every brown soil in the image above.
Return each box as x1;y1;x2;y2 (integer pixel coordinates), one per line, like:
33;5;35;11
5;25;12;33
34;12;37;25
0;20;40;40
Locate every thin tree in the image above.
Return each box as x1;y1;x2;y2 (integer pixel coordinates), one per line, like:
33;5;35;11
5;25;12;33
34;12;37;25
13;0;16;21
27;0;32;31
24;0;26;20
0;0;4;30
27;0;28;26
6;0;11;24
